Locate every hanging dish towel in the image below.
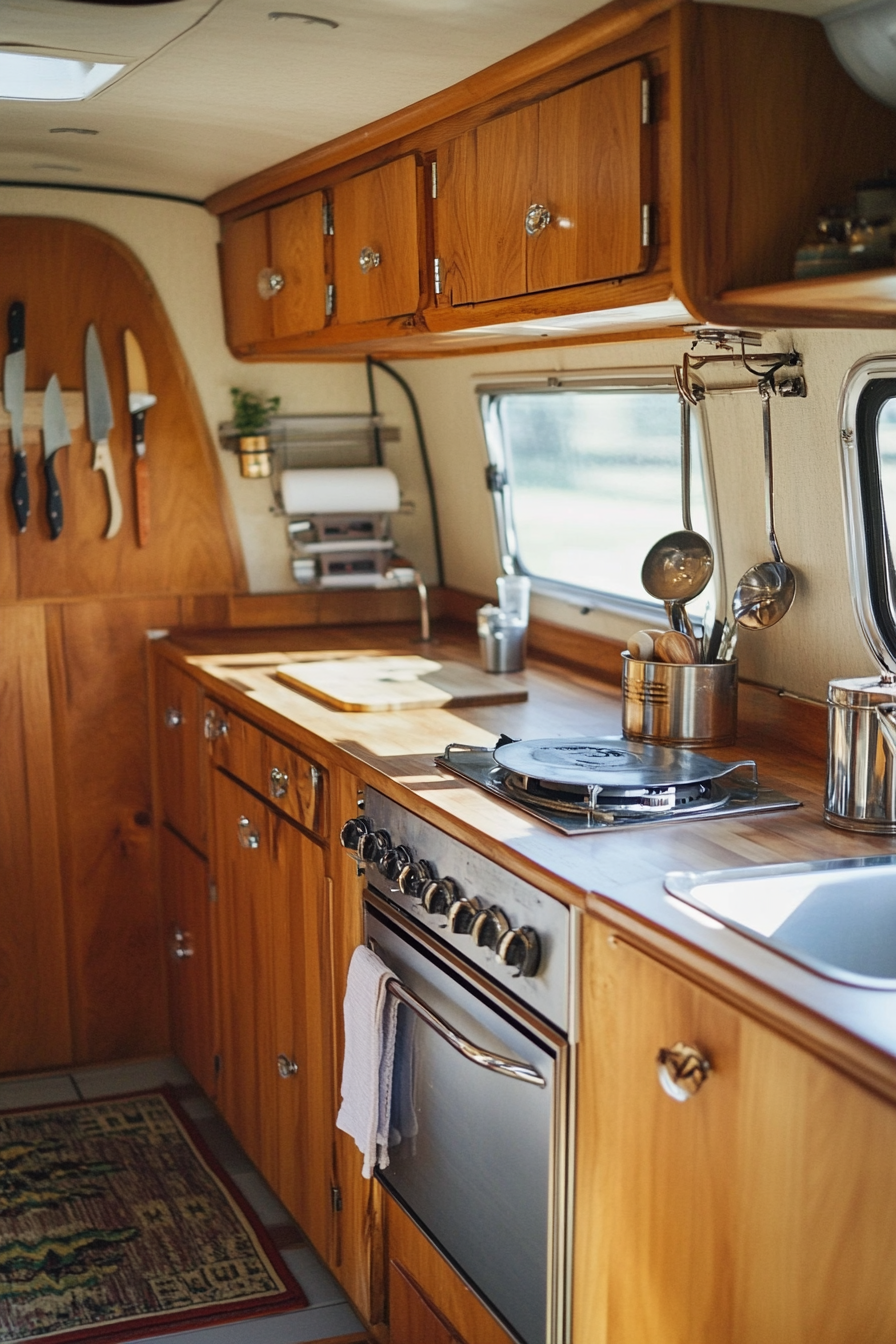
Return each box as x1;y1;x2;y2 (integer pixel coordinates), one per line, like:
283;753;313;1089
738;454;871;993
336;944;399;1178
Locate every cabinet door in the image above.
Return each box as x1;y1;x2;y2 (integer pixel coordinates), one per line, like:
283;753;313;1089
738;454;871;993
574;921;896;1344
159;824;217;1096
438;61;647;306
156;660;207;855
269;192;328;338
211;768;275;1174
220;210;271;347
333;156;420;323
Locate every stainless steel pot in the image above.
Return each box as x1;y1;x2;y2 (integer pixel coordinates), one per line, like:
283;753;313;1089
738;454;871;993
825;672;896;833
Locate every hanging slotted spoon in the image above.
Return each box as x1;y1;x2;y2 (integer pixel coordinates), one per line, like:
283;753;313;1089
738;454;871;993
732;382;796;630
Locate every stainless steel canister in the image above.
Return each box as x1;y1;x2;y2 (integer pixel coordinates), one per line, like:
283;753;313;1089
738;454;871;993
621;653;738;747
825;673;896;832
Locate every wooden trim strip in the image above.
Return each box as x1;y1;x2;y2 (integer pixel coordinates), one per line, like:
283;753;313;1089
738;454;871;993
205;0;674;216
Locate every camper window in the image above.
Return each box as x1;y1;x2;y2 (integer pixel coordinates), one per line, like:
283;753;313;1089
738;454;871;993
844;365;896;667
479;380;715;618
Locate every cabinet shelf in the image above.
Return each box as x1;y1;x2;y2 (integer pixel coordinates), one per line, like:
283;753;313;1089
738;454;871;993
713;267;896;329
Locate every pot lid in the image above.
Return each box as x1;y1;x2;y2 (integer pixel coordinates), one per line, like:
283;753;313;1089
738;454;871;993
829;672;896;708
492;736;743;788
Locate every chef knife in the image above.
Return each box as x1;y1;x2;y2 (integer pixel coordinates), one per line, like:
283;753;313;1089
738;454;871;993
42;375;71;540
123;329;156;547
85;323;122;539
4;301;28;532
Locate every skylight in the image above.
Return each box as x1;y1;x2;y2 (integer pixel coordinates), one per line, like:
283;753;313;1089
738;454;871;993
0;52;124;102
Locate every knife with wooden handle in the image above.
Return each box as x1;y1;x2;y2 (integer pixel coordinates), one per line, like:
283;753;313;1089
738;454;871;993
4;301;28;532
124;330;156;547
85;323;122;539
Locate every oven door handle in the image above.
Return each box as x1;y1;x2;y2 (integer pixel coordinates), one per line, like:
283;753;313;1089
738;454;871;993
386;978;546;1088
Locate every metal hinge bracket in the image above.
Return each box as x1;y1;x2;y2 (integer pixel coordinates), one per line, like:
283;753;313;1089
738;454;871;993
331;1184;343;1213
485;464;507;493
431;161;438;198
434;257;442;295
208;877;218;904
322;200;333;235
641;77;651;125
325;283;335;316
641;203;653;247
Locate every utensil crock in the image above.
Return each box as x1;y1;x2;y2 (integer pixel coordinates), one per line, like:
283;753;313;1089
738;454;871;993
621;653;738;748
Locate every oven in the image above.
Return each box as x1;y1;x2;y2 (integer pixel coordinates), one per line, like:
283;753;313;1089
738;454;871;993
341;789;579;1344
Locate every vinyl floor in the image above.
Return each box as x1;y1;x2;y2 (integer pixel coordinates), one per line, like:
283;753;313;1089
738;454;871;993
0;1056;367;1344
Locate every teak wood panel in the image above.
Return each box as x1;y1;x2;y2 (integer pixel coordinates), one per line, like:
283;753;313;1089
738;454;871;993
46;598;177;1064
220;210;271;347
573;921;896;1344
159;823;217;1097
389;1259;468;1344
0;605;72;1073
206;699;325;837
0;217;244;598
333;156;421;324
156;659;208;855
269;192;328;338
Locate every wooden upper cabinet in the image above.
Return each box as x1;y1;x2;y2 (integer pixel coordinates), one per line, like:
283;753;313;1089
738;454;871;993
333;155;421;324
438;61;648;306
269;191;328;338
220;210;271;347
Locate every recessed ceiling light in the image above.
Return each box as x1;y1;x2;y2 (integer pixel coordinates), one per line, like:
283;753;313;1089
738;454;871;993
0;52;124;101
50;126;100;135
268;12;339;28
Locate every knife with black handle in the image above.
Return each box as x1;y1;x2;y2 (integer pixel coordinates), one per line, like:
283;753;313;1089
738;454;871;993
5;301;28;532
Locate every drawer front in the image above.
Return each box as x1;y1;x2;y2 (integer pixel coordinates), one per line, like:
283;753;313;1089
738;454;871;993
206;700;325;835
157;661;207;854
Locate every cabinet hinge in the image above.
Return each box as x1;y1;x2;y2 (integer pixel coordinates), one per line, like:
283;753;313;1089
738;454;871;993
641;76;651;125
208;877;218;904
331;1184;343;1213
325;283;335;316
485;464;507;493
431;161;438;198
322;200;333;235
433;257;442;295
641;203;653;248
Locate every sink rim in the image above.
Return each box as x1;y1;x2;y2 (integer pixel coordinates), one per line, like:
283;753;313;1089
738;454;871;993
665;854;896;991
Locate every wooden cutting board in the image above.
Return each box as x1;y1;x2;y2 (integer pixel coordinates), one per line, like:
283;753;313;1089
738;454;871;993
275;655;528;711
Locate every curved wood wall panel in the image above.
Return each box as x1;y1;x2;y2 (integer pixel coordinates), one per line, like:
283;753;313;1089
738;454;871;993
0;216;245;599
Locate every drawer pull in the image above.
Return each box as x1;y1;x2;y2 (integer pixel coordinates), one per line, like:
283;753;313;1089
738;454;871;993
277;1054;298;1078
237;815;260;850
257;267;285;299
204;709;229;741
524;202;552;235
657;1042;711;1101
164;706;183;729
359;246;381;273
269;766;289;799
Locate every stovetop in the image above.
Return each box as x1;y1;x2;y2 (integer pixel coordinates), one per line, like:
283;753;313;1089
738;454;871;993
435;737;802;836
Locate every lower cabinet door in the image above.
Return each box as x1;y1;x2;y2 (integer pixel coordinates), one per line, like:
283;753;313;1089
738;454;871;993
159;824;217;1097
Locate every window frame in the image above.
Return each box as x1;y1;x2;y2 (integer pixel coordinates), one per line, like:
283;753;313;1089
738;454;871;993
478;370;722;622
840;356;896;671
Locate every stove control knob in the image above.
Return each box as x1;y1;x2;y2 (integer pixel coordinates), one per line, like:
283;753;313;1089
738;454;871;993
470;905;511;951
421;876;461;916
340;815;371;854
447;895;482;934
497;926;541;978
398;859;435;899
381;846;412;881
359;829;391;864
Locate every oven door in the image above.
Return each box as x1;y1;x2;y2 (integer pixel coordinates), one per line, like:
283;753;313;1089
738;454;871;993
365;893;569;1344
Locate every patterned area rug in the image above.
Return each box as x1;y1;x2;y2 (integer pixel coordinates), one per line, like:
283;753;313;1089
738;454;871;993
0;1089;308;1342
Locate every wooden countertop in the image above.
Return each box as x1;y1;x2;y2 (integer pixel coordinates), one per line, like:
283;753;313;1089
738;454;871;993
159;620;896;1103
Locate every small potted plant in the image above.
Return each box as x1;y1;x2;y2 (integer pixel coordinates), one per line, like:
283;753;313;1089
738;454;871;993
230;387;281;478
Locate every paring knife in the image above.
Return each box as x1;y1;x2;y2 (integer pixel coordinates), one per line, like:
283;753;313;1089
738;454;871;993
85;323;122;539
43;375;70;540
123;329;156;547
4;301;28;532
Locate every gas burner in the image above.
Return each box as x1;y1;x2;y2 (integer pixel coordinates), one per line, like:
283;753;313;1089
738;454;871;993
435;736;801;835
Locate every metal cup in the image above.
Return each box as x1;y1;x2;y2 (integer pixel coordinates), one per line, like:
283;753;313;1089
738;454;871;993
478;605;527;673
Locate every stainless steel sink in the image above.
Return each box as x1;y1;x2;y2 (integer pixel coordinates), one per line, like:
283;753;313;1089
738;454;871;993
665;856;896;989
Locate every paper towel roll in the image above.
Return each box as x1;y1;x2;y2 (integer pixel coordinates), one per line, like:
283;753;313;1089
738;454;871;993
281;466;400;515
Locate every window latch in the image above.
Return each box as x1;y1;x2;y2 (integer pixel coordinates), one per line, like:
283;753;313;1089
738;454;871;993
485;465;507;492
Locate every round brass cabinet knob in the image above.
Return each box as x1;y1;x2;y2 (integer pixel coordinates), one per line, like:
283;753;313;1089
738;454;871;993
359;246;381;273
257;267;285;299
524;203;552;235
656;1042;712;1102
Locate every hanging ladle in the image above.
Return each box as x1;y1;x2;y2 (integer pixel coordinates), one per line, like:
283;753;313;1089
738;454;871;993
641;396;714;639
732;381;796;630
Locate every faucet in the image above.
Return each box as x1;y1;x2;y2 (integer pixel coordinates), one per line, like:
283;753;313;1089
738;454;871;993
384;566;430;642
